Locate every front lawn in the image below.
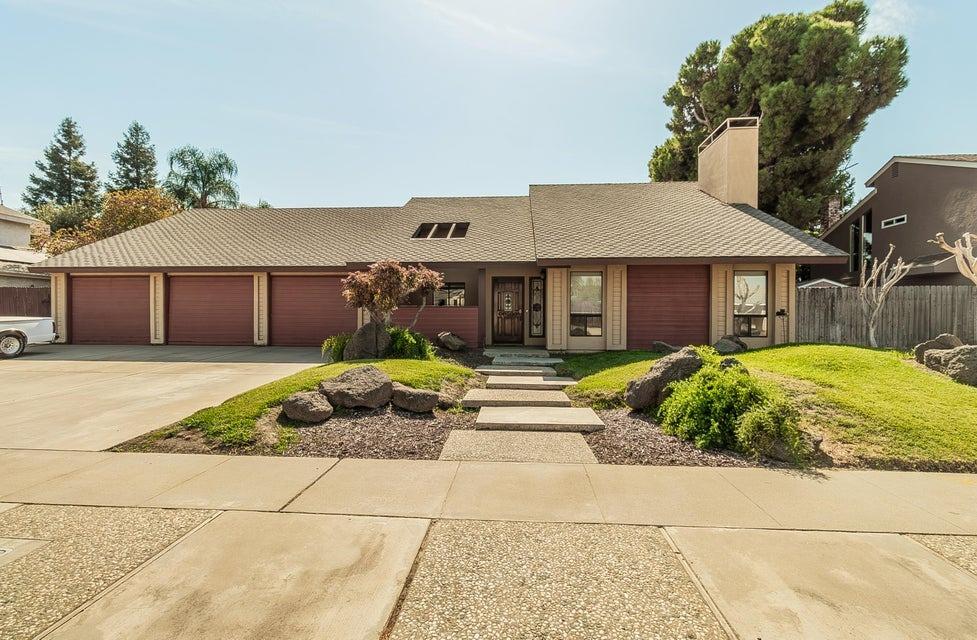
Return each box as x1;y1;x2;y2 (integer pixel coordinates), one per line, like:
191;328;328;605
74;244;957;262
155;359;473;449
557;350;661;408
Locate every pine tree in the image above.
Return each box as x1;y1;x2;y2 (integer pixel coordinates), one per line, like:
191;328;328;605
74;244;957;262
107;121;158;191
22;117;101;209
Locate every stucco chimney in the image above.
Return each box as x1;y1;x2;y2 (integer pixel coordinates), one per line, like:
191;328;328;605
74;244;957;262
696;117;759;208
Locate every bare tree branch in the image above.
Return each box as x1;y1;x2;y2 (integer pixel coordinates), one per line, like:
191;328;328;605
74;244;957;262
857;244;913;347
930;232;977;285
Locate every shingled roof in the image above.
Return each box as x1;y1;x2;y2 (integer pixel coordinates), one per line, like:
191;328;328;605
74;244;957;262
33;182;844;271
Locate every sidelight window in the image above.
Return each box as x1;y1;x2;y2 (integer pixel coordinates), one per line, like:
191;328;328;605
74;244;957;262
733;271;767;338
569;272;602;337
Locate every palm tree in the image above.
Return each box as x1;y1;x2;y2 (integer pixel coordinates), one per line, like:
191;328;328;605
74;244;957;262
162;146;239;209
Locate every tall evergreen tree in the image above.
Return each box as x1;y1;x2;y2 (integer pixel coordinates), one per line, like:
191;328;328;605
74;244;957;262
648;0;909;232
23;117;101;209
107;121;158;191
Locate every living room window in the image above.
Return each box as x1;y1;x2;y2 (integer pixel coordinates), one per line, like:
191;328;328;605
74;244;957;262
733;270;767;338
433;282;466;306
569;272;602;337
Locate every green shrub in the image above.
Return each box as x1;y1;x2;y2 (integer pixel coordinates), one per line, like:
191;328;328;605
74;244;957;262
321;333;352;362
735;395;806;462
657;365;768;450
386;325;435;360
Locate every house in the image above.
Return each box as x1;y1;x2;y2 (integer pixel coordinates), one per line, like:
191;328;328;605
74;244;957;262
0;205;50;288
811;154;977;286
797;278;847;289
31;118;846;350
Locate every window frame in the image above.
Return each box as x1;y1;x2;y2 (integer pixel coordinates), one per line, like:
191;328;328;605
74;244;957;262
433;282;466;307
568;271;603;338
732;270;768;338
880;214;907;229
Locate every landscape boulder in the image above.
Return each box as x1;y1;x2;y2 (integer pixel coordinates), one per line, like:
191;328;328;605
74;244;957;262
943;345;977;386
319;365;393;409
624;346;703;410
924;348;956;373
713;335;748;355
913;333;964;364
437;331;467;351
391;382;440;413
651;340;680;353
281;391;334;423
343;321;392;360
437;392;460;410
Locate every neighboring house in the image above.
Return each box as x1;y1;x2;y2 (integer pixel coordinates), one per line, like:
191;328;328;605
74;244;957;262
31;118;845;350
812;155;977;286
0;205;49;288
797;278;847;289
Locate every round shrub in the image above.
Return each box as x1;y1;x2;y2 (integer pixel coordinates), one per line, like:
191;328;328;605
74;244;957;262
386;326;435;360
321;332;352;362
735;396;806;462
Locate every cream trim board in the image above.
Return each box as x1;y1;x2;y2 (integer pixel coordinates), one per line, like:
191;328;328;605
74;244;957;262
567;266;607;352
253;273;269;345
149;273;166;344
606;265;627;350
51;273;68;343
545;267;568;351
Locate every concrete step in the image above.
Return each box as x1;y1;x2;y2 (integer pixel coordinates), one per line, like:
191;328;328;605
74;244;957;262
491;356;565;366
475;406;604;433
461;389;572;408
482;347;551;358
474;365;558;377
485;376;576;391
439;430;597;463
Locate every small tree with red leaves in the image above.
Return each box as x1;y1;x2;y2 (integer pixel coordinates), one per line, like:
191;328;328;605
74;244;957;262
341;260;444;328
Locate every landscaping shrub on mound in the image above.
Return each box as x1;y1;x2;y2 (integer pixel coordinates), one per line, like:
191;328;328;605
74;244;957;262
657;363;806;462
322;326;434;362
321;333;352;363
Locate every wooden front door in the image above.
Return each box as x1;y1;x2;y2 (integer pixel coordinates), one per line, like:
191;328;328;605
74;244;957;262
492;277;524;343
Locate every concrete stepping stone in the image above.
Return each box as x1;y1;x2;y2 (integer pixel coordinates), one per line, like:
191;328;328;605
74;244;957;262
475;406;604;432
485;375;576;390
439;430;597;463
461;389;571;408
482;347;551;358
492;356;564;366
474;365;558;377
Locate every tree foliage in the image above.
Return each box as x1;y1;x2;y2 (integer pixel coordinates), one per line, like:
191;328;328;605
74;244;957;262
648;0;908;231
23;117;101;209
162;146;240;208
341;260;445;326
30;202;97;233
107;121;158;191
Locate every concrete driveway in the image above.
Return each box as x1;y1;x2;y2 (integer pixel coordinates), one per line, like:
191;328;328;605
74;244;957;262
0;345;321;451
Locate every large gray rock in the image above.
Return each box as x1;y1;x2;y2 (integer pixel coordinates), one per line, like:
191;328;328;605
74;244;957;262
713;334;748;355
924;348;956;373
391;381;439;413
913;333;964;364
437;331;467;351
281;391;333;423
651;340;680;353
343;321;392;360
944;345;977;386
767;432;823;464
319;365;393;409
624;346;703;410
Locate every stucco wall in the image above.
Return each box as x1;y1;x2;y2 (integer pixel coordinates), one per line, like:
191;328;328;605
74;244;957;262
0;219;31;248
697;124;759;208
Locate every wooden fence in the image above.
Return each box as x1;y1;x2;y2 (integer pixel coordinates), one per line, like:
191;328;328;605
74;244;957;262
796;285;977;349
0;287;51;317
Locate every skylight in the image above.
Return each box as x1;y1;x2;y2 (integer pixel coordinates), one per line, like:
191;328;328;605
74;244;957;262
412;222;469;239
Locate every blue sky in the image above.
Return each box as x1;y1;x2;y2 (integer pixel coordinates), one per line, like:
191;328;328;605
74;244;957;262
0;0;973;211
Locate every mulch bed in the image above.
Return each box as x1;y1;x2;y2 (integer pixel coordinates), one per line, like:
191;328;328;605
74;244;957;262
283;405;477;459
585;409;773;468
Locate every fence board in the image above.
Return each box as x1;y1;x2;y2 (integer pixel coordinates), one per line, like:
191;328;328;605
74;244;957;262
797;285;977;349
0;287;51;317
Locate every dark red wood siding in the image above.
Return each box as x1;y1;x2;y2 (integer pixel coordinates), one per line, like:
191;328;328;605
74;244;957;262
269;275;357;346
70;276;151;344
390;306;480;347
627;265;710;348
167;276;253;345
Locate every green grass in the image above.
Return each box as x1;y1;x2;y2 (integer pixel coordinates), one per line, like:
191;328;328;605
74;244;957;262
558;351;661;408
180;358;473;447
738;344;977;466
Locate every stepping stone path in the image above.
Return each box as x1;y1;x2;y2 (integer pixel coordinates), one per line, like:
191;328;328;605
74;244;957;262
452;348;607;463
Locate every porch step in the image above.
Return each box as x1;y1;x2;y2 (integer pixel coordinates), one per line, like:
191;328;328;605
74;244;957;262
474;365;558;377
491;356;564;366
483;347;551;358
485;376;576;390
475;406;604;433
461;389;572;408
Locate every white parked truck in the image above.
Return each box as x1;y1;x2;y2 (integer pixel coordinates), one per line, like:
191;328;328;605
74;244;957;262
0;317;57;358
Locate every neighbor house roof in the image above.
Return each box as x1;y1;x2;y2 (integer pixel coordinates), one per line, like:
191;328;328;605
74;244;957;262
0;205;37;225
866;154;977;186
33;182;845;272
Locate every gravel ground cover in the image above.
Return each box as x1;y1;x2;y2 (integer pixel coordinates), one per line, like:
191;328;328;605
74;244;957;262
910;534;977;577
0;504;213;640
387;519;726;640
586;409;766;467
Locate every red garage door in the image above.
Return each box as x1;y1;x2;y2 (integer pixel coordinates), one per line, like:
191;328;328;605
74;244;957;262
167;276;253;345
270;275;356;346
70;276;150;344
627;265;710;348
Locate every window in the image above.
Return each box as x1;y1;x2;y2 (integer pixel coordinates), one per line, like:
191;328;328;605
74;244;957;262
411;222;469;239
733;271;767;338
569;272;602;337
881;214;907;229
434;283;466;307
848;218;861;272
861;211;873;269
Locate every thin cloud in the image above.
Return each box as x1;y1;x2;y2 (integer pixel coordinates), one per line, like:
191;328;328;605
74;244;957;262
865;0;916;37
224;106;388;138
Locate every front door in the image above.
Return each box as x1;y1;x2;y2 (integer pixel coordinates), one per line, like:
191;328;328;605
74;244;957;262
492;277;524;343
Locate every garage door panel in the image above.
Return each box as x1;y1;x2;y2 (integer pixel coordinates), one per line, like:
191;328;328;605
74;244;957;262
168;276;253;345
71;276;150;345
627;265;710;348
270;276;356;346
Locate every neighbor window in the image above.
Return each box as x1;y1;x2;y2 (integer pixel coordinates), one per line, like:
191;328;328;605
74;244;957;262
733;271;767;338
569;272;602;337
411;222;469;238
434;282;466;306
881;214;907;229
